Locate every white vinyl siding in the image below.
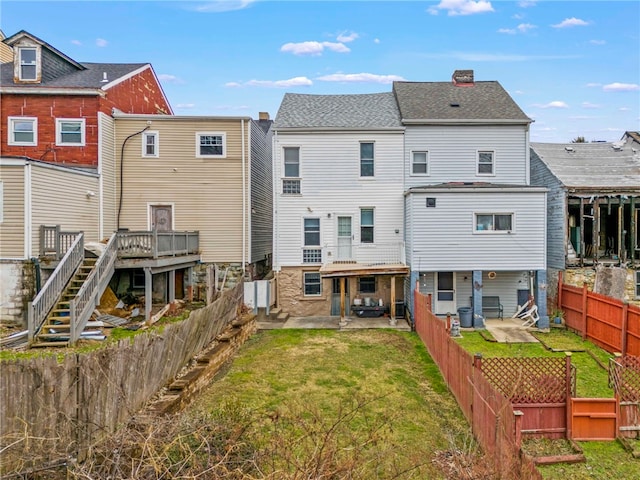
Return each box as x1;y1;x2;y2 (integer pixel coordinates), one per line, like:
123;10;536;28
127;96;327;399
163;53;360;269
0;166;25;258
98;113;117;236
56;118;85;146
407;189;546;271
249;120;273;264
8;117;37;146
403;125;529;187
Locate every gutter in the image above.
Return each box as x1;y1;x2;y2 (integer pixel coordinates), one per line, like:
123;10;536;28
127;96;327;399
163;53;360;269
0;86;105;96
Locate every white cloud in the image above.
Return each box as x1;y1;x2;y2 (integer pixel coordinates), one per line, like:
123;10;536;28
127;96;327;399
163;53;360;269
316;73;406;84
231;77;313;88
602;82;639;92
175;103;196;109
532;101;569;109
498;23;536;34
518;1;536;7
514;90;524;95
498;28;516;35
512;13;524;20
428;0;494;16
619;107;630;111
96;38;108;47
374;38;381;44
194;0;256;13
158;74;184;84
589;39;606;45
336;32;359;43
280;41;350;56
71;39;82;46
586;83;602;88
581;102;601;109
552;17;590;28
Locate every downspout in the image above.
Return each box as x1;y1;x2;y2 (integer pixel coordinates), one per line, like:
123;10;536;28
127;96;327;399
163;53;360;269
24;161;32;259
241;119;246;273
272;130;279;307
525;124;531;185
117;125;149;230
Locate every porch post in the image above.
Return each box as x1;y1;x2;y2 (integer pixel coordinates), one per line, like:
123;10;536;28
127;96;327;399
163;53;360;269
168;269;176;303
472;270;483;319
535;269;549;329
389;275;397;326
144;267;152;322
339;277;346;320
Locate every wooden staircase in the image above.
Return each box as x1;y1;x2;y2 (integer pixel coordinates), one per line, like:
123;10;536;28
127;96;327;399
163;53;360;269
31;255;98;348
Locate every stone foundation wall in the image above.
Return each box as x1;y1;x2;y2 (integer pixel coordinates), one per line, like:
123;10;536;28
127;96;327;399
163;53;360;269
0;260;36;326
559;266;639;307
277;267;331;317
192;262;245;301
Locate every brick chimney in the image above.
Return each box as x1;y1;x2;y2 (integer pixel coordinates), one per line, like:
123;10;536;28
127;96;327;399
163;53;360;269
452;69;474;86
258;112;270;120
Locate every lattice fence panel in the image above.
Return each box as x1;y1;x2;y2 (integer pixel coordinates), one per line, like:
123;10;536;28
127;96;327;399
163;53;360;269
482;357;575;403
609;355;640;402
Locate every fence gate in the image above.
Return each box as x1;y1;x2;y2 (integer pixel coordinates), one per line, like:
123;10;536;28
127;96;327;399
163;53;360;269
609;355;640;439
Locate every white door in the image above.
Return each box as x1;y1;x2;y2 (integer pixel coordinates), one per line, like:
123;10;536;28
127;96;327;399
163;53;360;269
337;216;352;260
435;271;456;315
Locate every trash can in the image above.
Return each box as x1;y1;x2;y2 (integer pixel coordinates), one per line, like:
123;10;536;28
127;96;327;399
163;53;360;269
457;307;472;328
395;301;405;318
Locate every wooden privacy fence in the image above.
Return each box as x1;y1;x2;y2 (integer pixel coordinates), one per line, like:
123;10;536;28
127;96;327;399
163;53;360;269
413;287;542;479
0;283;244;474
609;354;640;440
558;272;640;356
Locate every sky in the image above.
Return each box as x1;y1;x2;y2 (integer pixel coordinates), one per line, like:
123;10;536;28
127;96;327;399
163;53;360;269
1;0;639;143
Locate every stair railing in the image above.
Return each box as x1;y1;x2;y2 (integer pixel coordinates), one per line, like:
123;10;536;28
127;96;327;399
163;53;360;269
28;232;84;342
69;233;118;345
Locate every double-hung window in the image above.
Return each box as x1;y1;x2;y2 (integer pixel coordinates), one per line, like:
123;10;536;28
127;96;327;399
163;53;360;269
477;151;495;175
360;142;374;177
303;218;321;263
8;117;37;145
360;208;374;243
304;272;322;296
412;151;429;175
142;131;159;157
283;147;300;194
475;213;513;233
56;119;85;146
196;132;225;158
358;276;376;294
18;47;37;81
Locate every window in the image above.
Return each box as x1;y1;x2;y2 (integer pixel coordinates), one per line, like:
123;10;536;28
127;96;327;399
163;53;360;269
360;142;374;177
636;271;640;298
18;47;37;81
283;147;300;194
142;131;159;157
304;272;322;296
8;117;37;145
56;119;85;146
360;208;374;243
303;218;321;263
477;151;494;175
412;151;429;175
196;132;226;158
132;270;145;289
358;276;376;294
475;213;513;232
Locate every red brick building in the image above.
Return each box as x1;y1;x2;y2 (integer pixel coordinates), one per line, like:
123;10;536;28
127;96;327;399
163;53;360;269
1;30;172;167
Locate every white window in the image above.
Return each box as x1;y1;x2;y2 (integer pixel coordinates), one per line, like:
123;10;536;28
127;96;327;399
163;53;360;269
142;131;159;157
412;151;429;175
8;117;37;146
360;142;374;177
196;132;226;158
304;272;322;296
18;47;37;81
360;208;374;243
303;218;321;263
477;151;495;175
283;146;300;194
475;213;513;233
56;118;85;146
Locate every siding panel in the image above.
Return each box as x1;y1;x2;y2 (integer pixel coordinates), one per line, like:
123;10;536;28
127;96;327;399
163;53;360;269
99;113;117;237
0;165;26;258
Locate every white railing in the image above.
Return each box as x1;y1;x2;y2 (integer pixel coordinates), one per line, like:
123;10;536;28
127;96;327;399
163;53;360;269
40;225;83;259
28;233;84;341
69;234;118;345
117;231;199;259
305;241;406;266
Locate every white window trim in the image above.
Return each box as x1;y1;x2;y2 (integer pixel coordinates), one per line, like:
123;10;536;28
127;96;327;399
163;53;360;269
473;212;515;234
8;116;38;146
17;45;40;82
142;131;159;157
55;118;86;146
411;150;430;176
359;141;375;178
476;150;496;177
360;207;375;244
282;145;301;177
303;271;322;297
196;132;226;158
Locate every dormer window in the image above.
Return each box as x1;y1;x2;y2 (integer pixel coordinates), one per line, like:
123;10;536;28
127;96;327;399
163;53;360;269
18;47;38;81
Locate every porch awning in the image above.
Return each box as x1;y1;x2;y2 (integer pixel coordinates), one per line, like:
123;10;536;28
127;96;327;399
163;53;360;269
319;262;409;278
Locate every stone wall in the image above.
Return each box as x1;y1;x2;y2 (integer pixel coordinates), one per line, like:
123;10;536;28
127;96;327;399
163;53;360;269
277;267;331;317
0;260;35;326
559;266;639;307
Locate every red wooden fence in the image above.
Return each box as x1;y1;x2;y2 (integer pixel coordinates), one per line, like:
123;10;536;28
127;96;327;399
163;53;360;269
558;272;640;356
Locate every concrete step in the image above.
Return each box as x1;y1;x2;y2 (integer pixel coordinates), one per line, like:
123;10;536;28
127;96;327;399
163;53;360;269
276;311;290;321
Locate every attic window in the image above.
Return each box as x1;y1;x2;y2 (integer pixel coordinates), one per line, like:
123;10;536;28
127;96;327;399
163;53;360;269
18;47;37;81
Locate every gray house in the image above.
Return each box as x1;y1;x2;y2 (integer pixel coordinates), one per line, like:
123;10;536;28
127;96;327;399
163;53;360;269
395;70;549;326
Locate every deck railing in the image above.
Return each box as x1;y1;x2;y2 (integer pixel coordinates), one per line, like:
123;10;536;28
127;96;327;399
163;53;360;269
303;241;406;266
117;231;199;259
69;234;118;344
28;233;84;341
40;225;83;259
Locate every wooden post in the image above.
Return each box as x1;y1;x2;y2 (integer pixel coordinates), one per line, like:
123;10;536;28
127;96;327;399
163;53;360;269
594;197;600;263
340;277;345;320
579;197;585;267
581;283;588;340
514;411;524;449
414;279;419;319
614;352;622;439
618;195;624;262
474;352;483;371
427;293;432;312
631;197;637;262
390;275;396;319
565;352;573;440
144;267;152;323
621;303;629;357
446;313;451;332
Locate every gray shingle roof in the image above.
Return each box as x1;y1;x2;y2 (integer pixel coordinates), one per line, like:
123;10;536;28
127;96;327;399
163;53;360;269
1;61;148;89
531;142;640;190
273;92;402;129
392;81;531;123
